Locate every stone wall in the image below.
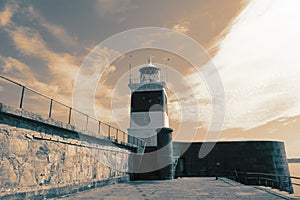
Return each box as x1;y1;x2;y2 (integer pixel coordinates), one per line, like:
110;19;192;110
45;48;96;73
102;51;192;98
0;103;132;199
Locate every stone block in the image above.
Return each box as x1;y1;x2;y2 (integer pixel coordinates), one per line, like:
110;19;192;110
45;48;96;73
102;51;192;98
20;163;36;187
0;157;18;187
9;136;28;156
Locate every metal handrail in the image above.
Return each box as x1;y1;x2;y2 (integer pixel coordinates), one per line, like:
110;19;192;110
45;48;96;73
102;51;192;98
245;171;300;187
0;75;145;148
224;169;299;194
229;170;300;182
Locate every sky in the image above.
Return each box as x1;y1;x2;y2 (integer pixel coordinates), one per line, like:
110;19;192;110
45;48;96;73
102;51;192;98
0;0;300;157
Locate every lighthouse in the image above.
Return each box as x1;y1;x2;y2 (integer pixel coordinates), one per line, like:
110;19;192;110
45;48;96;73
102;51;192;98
128;57;169;147
128;58;173;180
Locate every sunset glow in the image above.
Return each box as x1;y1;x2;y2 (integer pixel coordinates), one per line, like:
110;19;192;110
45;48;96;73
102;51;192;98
0;0;299;158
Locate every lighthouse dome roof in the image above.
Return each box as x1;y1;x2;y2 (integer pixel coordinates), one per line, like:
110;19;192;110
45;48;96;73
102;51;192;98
139;57;160;74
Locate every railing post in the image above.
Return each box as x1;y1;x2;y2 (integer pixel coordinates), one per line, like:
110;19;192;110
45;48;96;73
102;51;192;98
123;132;125;143
234;169;239;181
279;180;282;191
132;136;134;145
98;121;101;136
48;99;53;118
108;126;110;139
85;115;89;131
68;107;72;124
19;86;25;109
116;129;118;142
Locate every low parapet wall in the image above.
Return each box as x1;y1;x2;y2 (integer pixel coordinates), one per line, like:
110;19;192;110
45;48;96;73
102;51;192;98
0;103;133;199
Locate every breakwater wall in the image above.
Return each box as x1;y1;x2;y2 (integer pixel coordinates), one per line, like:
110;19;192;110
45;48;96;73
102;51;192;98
173;141;293;193
0;103;133;199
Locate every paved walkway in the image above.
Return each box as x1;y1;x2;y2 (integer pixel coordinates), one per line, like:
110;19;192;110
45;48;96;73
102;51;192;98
58;178;294;200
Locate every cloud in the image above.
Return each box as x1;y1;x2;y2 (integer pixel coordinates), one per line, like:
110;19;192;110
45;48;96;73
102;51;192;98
218;114;300;157
0;56;56;96
103;65;116;76
1;56;35;79
0;1;122;127
25;5;78;48
0;3;14;26
172;21;190;34
9;26;48;57
4;22;80;103
211;0;300;130
2;4;82;99
41;22;78;47
0;55;77;119
96;0;138;15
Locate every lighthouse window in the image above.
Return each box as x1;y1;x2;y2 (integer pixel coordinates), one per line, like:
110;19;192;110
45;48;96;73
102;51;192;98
131;90;164;112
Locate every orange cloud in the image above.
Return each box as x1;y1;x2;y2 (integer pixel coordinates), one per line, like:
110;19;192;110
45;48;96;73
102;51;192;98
2;56;34;79
3;24;80;104
172;21;190;34
41;22;78;48
0;4;13;26
10;26;48;57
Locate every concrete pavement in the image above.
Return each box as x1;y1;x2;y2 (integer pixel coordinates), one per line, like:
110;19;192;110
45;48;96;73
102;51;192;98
57;177;295;200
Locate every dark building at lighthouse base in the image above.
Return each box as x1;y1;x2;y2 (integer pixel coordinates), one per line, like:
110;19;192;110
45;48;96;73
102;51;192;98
173;141;289;177
173;141;293;193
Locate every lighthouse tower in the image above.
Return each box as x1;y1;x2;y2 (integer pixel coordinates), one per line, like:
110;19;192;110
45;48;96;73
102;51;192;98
128;57;169;147
128;57;173;180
